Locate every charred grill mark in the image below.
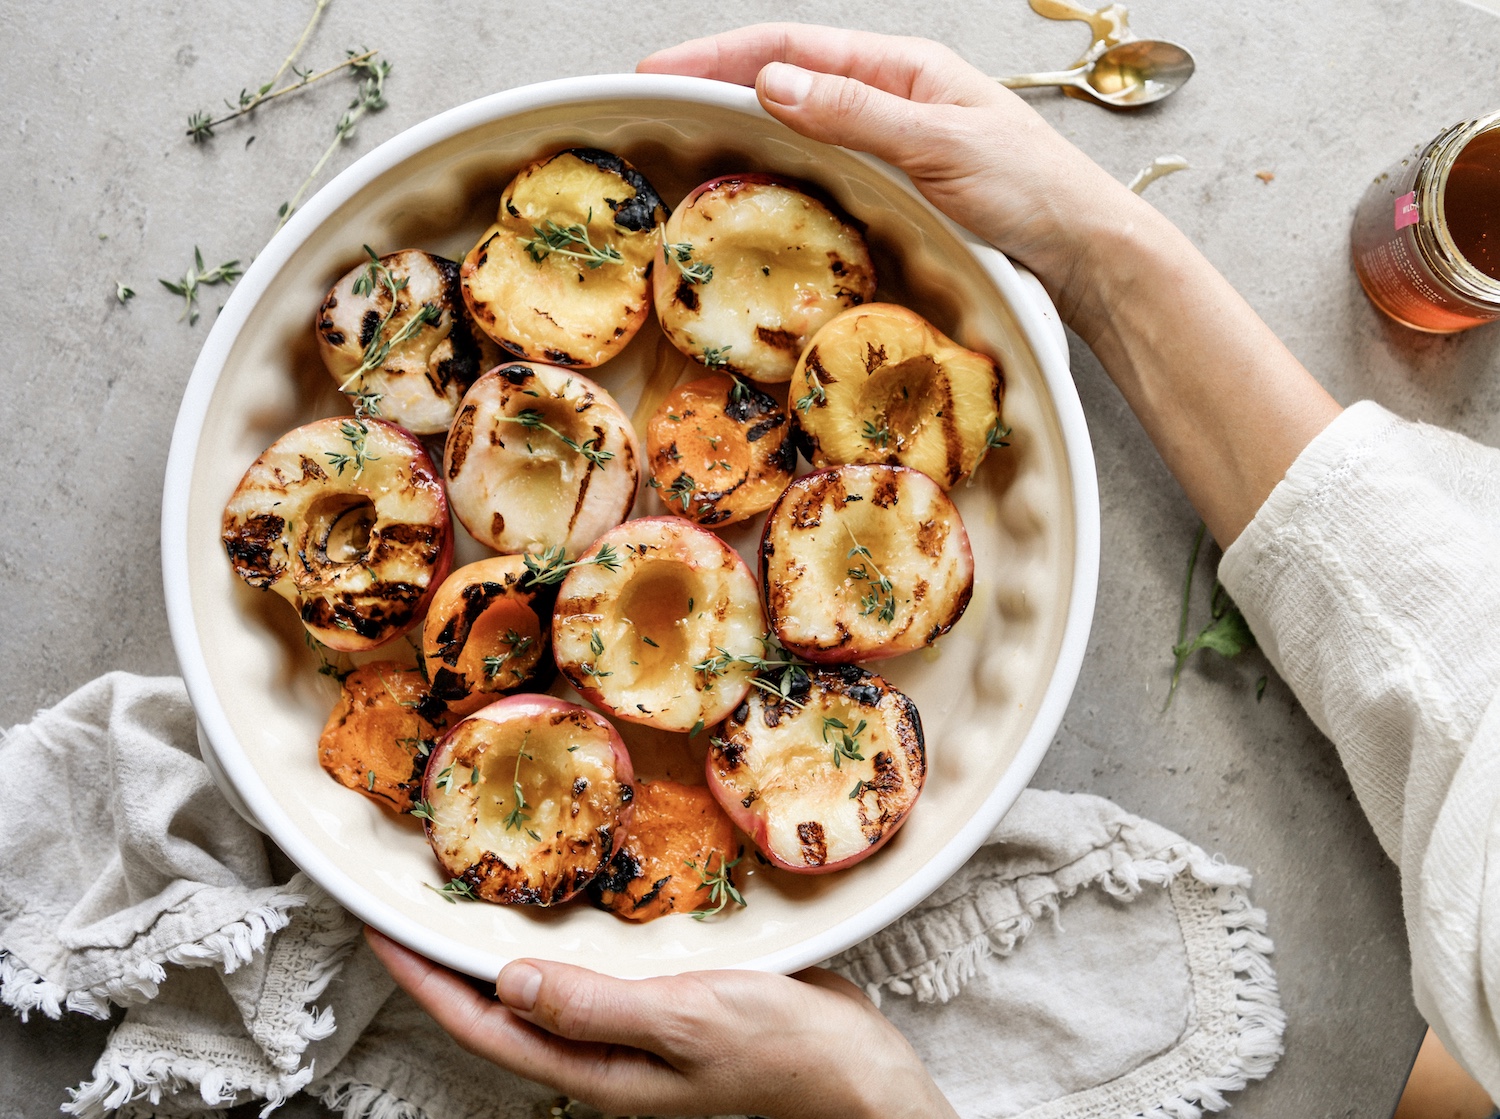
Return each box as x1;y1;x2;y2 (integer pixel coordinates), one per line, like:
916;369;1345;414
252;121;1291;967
745;414;785;443
864;342;888;373
565;433;600;536
754;325;799;351
490;511;505;539
563;148;668;231
674;275;699;312
938;376;962;486
590;846;641;895
429;666;470;703
380;523;439;547
359;308;382;350
632;875;673;911
870;474;900;508
741;790;759;808
913;579;929;602
724;380;778;423
830;256;847;276
805;348;835;387
544;348;582;366
447;404;476;479
415;692;447;724
436;256;482;390
499;364;533;386
714;736;747;771
433;579;508;663
223;514;285;587
298;455;327;482
770;431;799;474
732;701;750;726
797;821;828;867
916;519;948;557
572;777;589;797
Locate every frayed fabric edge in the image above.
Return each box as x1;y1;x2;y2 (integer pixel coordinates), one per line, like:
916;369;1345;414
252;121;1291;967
316;1079;432;1119
60;1045;316;1119
0;892;307;1023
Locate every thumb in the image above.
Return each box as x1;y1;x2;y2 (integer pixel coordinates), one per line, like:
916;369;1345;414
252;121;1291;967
497;958;682;1050
755;61;944;170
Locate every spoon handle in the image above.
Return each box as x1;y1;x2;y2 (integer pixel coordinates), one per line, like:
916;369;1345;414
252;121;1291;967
997;67;1088;90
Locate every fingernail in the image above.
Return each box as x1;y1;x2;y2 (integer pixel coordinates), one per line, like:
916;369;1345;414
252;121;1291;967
498;962;542;1011
762;62;814;106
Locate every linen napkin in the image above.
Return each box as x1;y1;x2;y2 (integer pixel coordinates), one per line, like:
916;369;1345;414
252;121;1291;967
1;673;1284;1118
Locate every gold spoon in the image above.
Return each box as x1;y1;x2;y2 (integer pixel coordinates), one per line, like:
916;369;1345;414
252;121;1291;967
998;38;1196;108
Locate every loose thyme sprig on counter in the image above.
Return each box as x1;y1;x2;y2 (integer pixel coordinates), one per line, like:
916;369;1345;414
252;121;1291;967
496;409;615;468
159;247;242;325
523;211;622;268
279;52;391;227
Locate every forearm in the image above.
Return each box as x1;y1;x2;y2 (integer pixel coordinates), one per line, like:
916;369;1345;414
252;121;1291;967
1042;191;1342;546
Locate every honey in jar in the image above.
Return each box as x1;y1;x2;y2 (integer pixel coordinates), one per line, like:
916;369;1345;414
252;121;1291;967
1351;110;1500;333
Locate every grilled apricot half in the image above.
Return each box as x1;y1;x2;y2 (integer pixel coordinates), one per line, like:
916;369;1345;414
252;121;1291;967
760;464;974;663
552;517;764;732
316;248;492;435
318;663;444;814
420;695;635;906
445;362;640;556
461;149;667;369
589;780;743;921
222;417;452;651
792;304;1005;489
653;174;875;383
421;556;548;716
707;665;925;874
646;376;797;527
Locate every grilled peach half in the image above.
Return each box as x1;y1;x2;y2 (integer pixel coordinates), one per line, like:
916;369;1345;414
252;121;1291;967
589;780;744;921
653;174;875;383
223;417;452;651
461;148;667;368
421;556;547;716
552;517;764;732
420;695;635;906
318;663;443;814
792;304;1005;489
445;362;640;556
646;376;797;527
708;666;925;873
316;248;493;435
760;464;973;663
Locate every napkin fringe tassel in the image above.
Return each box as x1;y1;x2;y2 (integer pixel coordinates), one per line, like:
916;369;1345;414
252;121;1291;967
317;1079;430;1119
60;1043;318;1119
0;893;304;1023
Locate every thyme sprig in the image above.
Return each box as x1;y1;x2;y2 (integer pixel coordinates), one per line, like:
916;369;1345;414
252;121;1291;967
686;851;745;920
325;418;380;477
861;420;891;450
425;877;479;902
694;635;810;709
523;212;622;268
520;543;621;587
497;409;615;468
337;246;441;390
844;527;897;624
795;367;826;413
503;745;543;841
701;345;732;368
159;247;242;325
663;474;697;511
664;241;713;284
580;629;612;681
187;45;378;141
822;716;868;768
279;52;391;227
1164;522;1257;710
483;630;535;680
115;282;135;304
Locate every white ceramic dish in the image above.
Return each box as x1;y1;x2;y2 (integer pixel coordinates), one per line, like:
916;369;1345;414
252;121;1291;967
162;74;1099;981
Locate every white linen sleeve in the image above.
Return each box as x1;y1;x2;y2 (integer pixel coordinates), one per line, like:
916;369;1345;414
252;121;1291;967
1219;399;1500;1095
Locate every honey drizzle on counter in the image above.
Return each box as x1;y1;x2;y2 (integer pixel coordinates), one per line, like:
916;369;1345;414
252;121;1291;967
1028;0;1134;102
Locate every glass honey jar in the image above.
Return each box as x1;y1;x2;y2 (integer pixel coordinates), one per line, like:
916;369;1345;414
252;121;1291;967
1351;109;1500;333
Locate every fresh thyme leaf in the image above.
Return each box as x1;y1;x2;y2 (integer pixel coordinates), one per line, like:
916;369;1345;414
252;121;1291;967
728;378;750;405
842;525;896;624
159;247;241;325
664;241;713;284
580;629;612;680
303;631;351;682
664;474;697;511
523;212;622;269
496;409;615;468
849;779;868;799
686;851;745;920
337;249;440;392
985;422;1013;450
483;630;535;679
861;420;891;450
279;51;391;228
434;764;456;792
502;745;537;833
409;799;437;822
701;345;732;368
821;716;867;768
689;719;704;739
365;769;376;790
425;877;479;902
185;40;379;143
520;543;621;587
642;635;659;648
324;418;380;477
348;388;383;417
114;281;135;303
1164;523;1258;709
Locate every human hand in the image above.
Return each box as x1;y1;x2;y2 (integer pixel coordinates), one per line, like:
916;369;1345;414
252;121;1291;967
637;23;1145;314
365;927;957;1119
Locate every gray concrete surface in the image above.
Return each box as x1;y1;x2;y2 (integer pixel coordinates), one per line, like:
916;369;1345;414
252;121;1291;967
3;0;1498;1115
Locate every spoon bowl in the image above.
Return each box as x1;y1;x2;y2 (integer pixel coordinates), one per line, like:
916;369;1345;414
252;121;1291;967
999;38;1196;108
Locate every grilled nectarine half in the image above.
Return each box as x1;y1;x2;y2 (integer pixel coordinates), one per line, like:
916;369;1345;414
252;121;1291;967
421;556;548;716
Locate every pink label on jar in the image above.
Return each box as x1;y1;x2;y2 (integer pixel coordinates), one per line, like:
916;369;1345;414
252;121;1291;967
1394;191;1420;229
